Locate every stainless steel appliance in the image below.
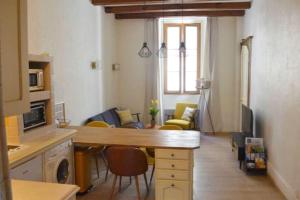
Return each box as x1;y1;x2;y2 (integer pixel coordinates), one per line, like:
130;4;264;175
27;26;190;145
29;69;44;91
23;102;46;131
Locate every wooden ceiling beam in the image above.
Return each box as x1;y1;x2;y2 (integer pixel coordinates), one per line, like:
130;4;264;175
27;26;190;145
105;2;251;13
91;0;164;6
115;10;245;19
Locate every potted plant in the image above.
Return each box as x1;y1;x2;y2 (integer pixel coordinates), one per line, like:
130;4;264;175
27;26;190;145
149;99;160;128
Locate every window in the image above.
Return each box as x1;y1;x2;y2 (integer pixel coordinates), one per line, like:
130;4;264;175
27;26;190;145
164;23;201;94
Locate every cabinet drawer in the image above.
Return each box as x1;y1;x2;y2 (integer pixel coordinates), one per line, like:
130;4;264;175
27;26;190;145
156;149;190;160
10;155;43;181
156;159;190;170
156;169;190;181
156;180;190;200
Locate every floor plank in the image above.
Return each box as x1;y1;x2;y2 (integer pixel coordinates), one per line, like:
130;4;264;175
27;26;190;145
77;133;286;200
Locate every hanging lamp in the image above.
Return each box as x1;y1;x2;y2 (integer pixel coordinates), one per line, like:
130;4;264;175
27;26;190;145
157;0;167;58
179;0;186;55
138;2;152;58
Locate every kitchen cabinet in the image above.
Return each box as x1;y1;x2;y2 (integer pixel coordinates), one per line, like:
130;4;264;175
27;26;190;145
156;180;190;200
0;0;30;116
10;155;43;182
155;149;193;200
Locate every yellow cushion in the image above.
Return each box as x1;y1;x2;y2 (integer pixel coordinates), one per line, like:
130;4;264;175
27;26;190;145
165;119;191;130
174;103;198;119
116;109;134;125
86;121;110;128
159;125;183;130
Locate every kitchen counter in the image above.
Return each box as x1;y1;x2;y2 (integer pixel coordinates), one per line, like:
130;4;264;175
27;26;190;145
12;179;79;200
9;128;77;168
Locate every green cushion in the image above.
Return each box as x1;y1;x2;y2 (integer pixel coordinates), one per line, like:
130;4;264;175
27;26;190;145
165;119;191;130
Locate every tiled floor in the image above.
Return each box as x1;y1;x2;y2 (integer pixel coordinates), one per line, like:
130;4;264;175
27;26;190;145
77;133;286;200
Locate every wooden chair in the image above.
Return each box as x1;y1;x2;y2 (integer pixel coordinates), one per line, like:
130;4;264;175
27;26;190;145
106;146;149;200
146;125;183;185
86;121;110;180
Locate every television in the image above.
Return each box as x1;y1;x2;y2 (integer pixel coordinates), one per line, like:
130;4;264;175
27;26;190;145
241;104;253;137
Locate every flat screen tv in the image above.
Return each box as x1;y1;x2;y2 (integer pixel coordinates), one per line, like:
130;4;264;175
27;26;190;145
242;104;253;137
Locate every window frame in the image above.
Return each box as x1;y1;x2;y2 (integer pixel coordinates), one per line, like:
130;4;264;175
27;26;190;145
163;23;201;95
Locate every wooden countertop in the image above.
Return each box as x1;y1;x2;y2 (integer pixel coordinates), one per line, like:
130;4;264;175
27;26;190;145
73;126;200;149
9;128;77;168
11;180;79;200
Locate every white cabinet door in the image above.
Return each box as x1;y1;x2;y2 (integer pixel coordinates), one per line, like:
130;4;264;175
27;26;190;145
156;180;190;200
0;0;30;116
10;155;43;182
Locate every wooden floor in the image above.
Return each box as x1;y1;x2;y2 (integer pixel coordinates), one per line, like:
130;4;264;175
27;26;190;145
77;133;286;200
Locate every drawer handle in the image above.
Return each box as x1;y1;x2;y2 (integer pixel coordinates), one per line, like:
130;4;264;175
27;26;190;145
22;170;29;175
50;154;57;158
171;153;175;157
171;164;175;168
171;184;175;187
171;174;175;178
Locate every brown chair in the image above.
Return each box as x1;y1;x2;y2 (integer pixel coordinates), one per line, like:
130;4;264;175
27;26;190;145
106;146;149;200
146;125;183;185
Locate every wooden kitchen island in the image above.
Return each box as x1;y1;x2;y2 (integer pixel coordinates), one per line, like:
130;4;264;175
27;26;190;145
73;127;201;200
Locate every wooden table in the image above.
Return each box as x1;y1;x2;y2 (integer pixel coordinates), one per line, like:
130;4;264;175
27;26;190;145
73;127;200;200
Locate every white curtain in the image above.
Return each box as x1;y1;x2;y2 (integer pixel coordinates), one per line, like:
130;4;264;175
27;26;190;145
143;19;163;124
199;17;222;132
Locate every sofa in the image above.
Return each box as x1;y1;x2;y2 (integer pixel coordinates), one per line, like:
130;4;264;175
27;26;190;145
85;107;144;129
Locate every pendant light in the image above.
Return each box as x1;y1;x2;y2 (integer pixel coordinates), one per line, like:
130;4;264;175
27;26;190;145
138;2;152;58
179;0;186;55
157;0;167;58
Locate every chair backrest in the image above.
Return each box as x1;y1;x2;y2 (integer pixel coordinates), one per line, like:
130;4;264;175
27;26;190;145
159;125;183;130
174;103;198;119
106;146;148;176
86;121;110;128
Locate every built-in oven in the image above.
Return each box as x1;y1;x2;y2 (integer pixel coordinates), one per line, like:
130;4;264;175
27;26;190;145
23;102;46;131
29;69;44;91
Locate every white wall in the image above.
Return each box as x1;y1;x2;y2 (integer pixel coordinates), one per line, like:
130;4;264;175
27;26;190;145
27;0;117;125
116;20;146;116
237;0;300;199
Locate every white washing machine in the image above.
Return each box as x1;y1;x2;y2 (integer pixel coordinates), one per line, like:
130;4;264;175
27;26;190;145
45;140;74;184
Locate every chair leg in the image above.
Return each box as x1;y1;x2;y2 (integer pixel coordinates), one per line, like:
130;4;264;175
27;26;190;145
143;173;149;193
94;155;100;179
149;164;155;186
129;176;132;184
134;176;141;200
118;176;122;192
109;175;117;200
105;166;109;182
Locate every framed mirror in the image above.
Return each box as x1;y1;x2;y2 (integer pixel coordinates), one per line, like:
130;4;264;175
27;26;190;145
240;36;253;107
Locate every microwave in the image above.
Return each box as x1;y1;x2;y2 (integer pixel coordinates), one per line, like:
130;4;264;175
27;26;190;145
29;69;44;91
23;102;46;131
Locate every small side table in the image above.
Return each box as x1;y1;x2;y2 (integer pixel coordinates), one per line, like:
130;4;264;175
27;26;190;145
145;124;161;129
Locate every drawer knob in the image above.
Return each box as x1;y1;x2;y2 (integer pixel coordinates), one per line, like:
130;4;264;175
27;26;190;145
171;184;175;187
171;153;175;157
171;174;175;178
171;164;175;168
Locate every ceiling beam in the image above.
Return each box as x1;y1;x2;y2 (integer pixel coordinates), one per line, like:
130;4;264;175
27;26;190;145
115;10;245;19
91;0;164;6
105;2;251;14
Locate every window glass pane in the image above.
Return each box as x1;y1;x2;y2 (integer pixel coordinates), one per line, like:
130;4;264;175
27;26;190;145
185;71;197;92
167;26;180;50
167;72;180;91
185;26;198;50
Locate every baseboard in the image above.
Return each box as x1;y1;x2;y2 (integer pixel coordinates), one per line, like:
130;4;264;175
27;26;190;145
268;162;299;200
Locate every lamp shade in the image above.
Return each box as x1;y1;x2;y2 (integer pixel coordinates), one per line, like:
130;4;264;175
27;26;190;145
157;42;167;58
196;79;211;89
138;42;152;58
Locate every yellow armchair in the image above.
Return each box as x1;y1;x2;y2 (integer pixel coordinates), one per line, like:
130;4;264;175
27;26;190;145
165;103;198;130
